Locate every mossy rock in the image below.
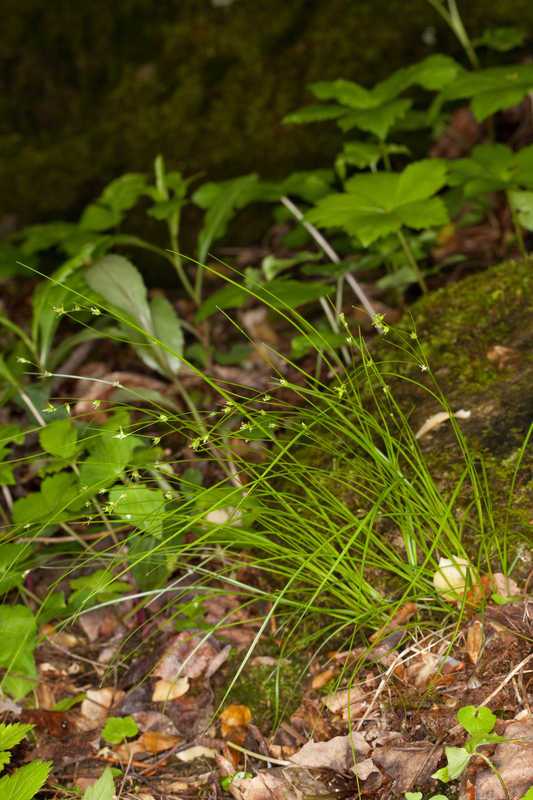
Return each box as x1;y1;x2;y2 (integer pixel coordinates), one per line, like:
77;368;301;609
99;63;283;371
3;0;533;226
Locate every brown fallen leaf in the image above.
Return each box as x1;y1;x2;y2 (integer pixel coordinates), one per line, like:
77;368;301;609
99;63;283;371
415;409;471;440
153;632;230;681
466;620;484;665
311;668;336;690
492;573;521;597
486;345;520;370
81;687;124;725
242;768;333;800
152;677;190;702
116;730;181;759
322;686;365;720
131;710;179;735
373;741;443;793
289;732;370;772
176;744;217;762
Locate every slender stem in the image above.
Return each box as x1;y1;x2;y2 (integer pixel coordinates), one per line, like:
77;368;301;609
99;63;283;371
397;230;428;294
280;196;380;327
426;0;479;69
168;214;197;303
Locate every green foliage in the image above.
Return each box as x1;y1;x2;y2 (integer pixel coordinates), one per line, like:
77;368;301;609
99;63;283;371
473;26;527;52
432;705;505;784
82;768;115;800
101;716;139;745
307;159;448;247
435;63;533;121
0;606;37;698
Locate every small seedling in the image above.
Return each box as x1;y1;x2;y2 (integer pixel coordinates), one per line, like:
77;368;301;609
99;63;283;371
0;722;51;800
101;716;139;745
432;705;505;783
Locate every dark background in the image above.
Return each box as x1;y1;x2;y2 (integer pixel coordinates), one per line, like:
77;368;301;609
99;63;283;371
2;0;533;230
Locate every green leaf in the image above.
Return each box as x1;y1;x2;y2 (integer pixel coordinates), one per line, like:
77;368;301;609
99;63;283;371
339;98;411;139
0;544;29;595
283;104;347;124
457;705;496;736
108;485;166;538
442;746;471;781
79;429;138;490
36;591;68;624
21;222;77;255
147;294;184;375
0;723;34;752
438;64;533;122
85;255;153;332
475;26;526;52
0;605;37;699
262;251;321;281
193;174;262;262
310;79;373;108
128;534;170;591
101;716;139;744
12;472;81;525
509;190;533;231
291;329;346;358
0;760;51;800
336;141;409;174
404;794;422;800
100;173;148;212
254;278;334;310
395;159;448;204
519;788;533;800
82;768;115;800
280;170;335;202
196;282;248;321
68;570;130;609
80;203;123;232
307;160;448;246
39;419;77;459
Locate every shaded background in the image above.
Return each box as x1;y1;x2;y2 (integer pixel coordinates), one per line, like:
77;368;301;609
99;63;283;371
2;0;533;230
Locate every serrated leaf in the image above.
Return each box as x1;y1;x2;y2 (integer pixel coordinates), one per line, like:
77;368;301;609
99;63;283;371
0;760;51;800
108;485;166;537
0;723;34;752
395;159;447;204
80;203;123;232
12;472;81;525
339;98;412;139
85;255;153;332
39;419;77;459
82;767;115;800
79;430;138;491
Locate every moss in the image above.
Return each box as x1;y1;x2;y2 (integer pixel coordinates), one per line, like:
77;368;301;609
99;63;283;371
214;651;304;733
3;0;533;224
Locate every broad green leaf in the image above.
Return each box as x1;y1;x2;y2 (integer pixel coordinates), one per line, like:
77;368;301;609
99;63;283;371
21;222;77;255
196;282;248;321
254;278;334;310
100;173;148;212
85;255;153;332
442;746;471;780
0;723;34;752
280;170;335;202
80;203;122;232
147;294;184;374
395;159;447;205
310;79;373;108
283;104;347;124
108;485;166;538
12;472;81;525
308;160;448;245
457;705;496;736
193;174;261;263
129;534;170;591
39;419;77;459
0;425;24;447
475;26;526;52
509;190;533;231
519;788;533;800
79;430;139;490
262;252;321;281
36;591;68;624
68;570;130;609
336;141;409;174
291;329;346;358
437;64;533;122
339;98;411;139
101;715;139;744
0;760;51;800
0;544;29;595
0;605;37;699
82;767;115;800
